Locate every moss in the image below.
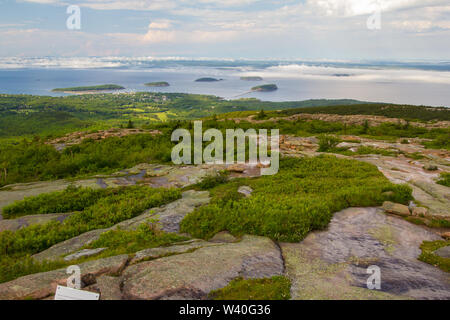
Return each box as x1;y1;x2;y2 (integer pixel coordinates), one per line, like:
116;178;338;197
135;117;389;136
209;276;291;300
418;240;450;273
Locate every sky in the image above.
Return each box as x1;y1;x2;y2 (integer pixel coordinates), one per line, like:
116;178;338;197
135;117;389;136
0;0;449;60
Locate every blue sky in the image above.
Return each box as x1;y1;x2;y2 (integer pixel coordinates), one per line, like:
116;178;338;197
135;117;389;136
0;0;449;60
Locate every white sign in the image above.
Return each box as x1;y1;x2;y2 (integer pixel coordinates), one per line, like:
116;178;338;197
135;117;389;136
54;285;100;300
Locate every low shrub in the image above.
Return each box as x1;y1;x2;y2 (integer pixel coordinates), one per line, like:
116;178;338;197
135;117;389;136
181;156;412;242
318;135;341;152
2;185;118;219
209;276;291;300
437;172;450;187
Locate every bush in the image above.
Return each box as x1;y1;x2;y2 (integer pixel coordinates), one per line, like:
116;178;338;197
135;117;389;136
437;172;450;187
2;185;118;219
195;172;229;190
318;135;341;152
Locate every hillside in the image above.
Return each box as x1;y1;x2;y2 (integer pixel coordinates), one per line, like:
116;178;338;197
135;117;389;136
0;93;448;300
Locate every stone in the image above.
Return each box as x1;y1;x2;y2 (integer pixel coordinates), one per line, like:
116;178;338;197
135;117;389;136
32;229;107;262
411;207;428;217
442;232;450;240
0;255;129;300
281;207;450;300
121;235;283;300
227;164;246;173
209;231;238;243
0;213;74;232
86;275;123;300
64;248;107;262
433;246;450;259
130;240;219;264
237;186;253;198
147;190;210;233
382;201;411;217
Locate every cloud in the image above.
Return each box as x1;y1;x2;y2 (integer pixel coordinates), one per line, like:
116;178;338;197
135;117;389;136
6;0;450;59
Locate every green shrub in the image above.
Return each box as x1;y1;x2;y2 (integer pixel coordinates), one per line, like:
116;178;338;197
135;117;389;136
195;172;229;190
181;156;412;242
437;172;450;187
209;276;291;300
318;135;341;152
0;255;66;284
2;185;117;219
418;240;450;273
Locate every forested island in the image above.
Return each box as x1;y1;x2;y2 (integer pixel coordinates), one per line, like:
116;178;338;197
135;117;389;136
251;84;278;92
145;82;170;87
52;84;125;92
241;76;263;81
195;78;223;82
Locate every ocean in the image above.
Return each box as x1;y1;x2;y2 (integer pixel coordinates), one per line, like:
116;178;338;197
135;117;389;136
0;57;449;107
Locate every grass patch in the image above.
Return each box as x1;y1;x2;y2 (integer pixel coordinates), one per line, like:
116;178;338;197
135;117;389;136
2;185;118;219
437;172;450;187
209;276;291;300
418;240;450;273
180;156;412;242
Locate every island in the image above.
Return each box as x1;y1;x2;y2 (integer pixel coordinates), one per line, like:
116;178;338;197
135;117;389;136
251;84;278;92
144;81;170;87
52;84;125;93
195;77;223;82
240;76;263;81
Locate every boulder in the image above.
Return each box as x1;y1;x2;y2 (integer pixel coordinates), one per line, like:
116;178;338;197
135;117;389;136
209;231;238;243
86;275;123;300
412;207;428;217
382;201;411;217
237;186;253;198
130;240;219;264
121;235;283;300
442;232;450;240
147;190;210;233
32;229;107;262
227;164;246;173
0;213;74;232
64;248;106;262
0;255;129;300
434;246;450;259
